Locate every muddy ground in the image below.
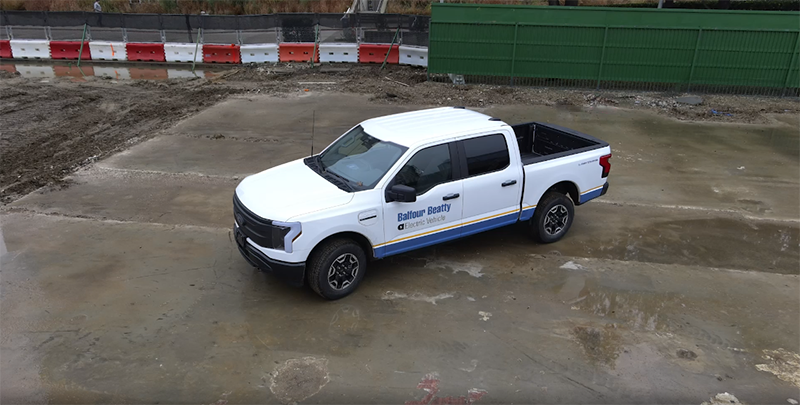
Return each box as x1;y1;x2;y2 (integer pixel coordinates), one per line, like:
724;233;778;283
1;64;798;204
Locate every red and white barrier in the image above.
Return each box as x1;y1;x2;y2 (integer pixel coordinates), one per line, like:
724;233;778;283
89;41;127;61
279;43;319;63
4;37;427;71
126;43;166;62
0;41;12;59
399;45;428;67
203;44;241;64
240;44;279;63
50;41;91;60
164;43;199;63
10;40;51;59
359;43;399;64
319;43;359;63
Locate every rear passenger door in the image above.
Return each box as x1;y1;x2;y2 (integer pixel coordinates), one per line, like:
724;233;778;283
458;133;523;237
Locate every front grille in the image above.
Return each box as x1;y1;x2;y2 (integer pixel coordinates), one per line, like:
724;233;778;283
233;193;281;249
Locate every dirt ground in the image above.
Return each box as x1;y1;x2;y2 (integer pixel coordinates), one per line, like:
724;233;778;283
1;63;798;204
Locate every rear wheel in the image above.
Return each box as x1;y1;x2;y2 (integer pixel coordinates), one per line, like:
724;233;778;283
530;192;575;244
307;238;367;300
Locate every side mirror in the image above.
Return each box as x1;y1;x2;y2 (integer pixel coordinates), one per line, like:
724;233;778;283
386;184;417;203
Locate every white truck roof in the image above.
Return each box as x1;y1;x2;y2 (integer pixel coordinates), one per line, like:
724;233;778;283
360;107;508;148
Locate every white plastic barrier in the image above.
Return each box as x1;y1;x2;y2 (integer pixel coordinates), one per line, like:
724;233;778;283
167;69;203;79
399;45;428;67
17;65;55;79
94;66;131;80
240;44;279;63
164;43;199;63
10;40;51;59
319;43;358;63
89;41;127;61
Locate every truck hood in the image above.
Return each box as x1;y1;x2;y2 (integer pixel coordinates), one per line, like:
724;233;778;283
235;160;354;222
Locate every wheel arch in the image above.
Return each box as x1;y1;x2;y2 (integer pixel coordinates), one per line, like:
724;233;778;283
542;180;579;205
310;231;376;262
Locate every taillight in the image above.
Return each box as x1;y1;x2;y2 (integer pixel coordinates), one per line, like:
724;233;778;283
599;154;611;178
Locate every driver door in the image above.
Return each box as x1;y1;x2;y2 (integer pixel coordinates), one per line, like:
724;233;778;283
379;142;464;257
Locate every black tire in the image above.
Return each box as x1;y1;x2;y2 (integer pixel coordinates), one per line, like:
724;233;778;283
307;238;367;300
530;192;575;244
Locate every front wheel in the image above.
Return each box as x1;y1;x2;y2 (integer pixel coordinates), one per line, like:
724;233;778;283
307;238;367;300
530;192;575;244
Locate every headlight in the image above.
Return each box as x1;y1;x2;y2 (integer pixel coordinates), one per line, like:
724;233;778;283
272;221;302;253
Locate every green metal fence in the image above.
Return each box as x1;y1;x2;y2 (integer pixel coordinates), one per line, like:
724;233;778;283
429;4;800;96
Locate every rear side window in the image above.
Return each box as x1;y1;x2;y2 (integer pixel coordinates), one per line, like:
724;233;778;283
463;134;510;177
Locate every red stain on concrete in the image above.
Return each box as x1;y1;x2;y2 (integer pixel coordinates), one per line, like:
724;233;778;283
406;373;487;405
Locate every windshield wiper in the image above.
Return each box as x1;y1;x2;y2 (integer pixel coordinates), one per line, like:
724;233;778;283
316;155;326;172
323;170;355;192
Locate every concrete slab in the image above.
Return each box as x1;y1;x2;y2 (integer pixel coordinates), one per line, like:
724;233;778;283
2;212;798;403
11;167;238;227
169;93;416;139
99;135;312;177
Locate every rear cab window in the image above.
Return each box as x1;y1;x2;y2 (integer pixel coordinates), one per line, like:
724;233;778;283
461;134;510;177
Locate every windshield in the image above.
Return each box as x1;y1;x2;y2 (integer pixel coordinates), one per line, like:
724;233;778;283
317;126;406;190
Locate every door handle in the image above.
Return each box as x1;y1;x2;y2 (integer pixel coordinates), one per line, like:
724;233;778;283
502;180;517;187
443;193;460;201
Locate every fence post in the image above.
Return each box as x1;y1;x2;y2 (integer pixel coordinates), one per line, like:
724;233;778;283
781;30;800;97
596;26;609;90
77;23;88;67
192;27;202;74
312;23;319;67
687;28;703;93
510;22;519;86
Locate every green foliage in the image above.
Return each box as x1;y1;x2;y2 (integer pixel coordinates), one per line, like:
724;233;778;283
159;0;178;13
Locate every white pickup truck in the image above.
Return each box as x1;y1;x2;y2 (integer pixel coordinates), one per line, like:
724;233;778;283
234;107;611;299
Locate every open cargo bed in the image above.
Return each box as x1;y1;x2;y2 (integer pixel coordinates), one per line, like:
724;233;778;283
512;122;608;165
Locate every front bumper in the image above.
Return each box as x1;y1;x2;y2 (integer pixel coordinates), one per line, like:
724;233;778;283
234;226;305;287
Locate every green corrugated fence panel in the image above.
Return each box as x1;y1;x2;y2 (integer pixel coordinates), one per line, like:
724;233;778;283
429;3;800;93
429;22;515;76
602;27;696;83
693;30;798;87
432;3;800;31
514;25;604;79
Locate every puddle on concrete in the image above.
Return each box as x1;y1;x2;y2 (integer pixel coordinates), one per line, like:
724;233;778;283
1;61;224;81
269;357;329;404
572;325;623;367
557;276;678;332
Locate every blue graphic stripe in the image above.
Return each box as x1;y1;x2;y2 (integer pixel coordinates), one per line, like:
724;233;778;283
579;188;603;204
374;212;520;259
461;212;519;238
374;226;462;258
519;207;536;221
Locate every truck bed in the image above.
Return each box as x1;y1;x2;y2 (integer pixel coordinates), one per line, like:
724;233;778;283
512;122;608;165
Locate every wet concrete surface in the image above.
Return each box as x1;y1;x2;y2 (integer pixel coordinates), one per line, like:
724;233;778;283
2;93;799;404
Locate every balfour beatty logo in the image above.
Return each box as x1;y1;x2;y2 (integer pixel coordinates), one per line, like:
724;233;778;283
397;204;451;222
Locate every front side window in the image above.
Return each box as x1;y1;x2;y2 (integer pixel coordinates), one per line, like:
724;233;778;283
318;125;407;189
393;144;453;195
463;134;510;177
